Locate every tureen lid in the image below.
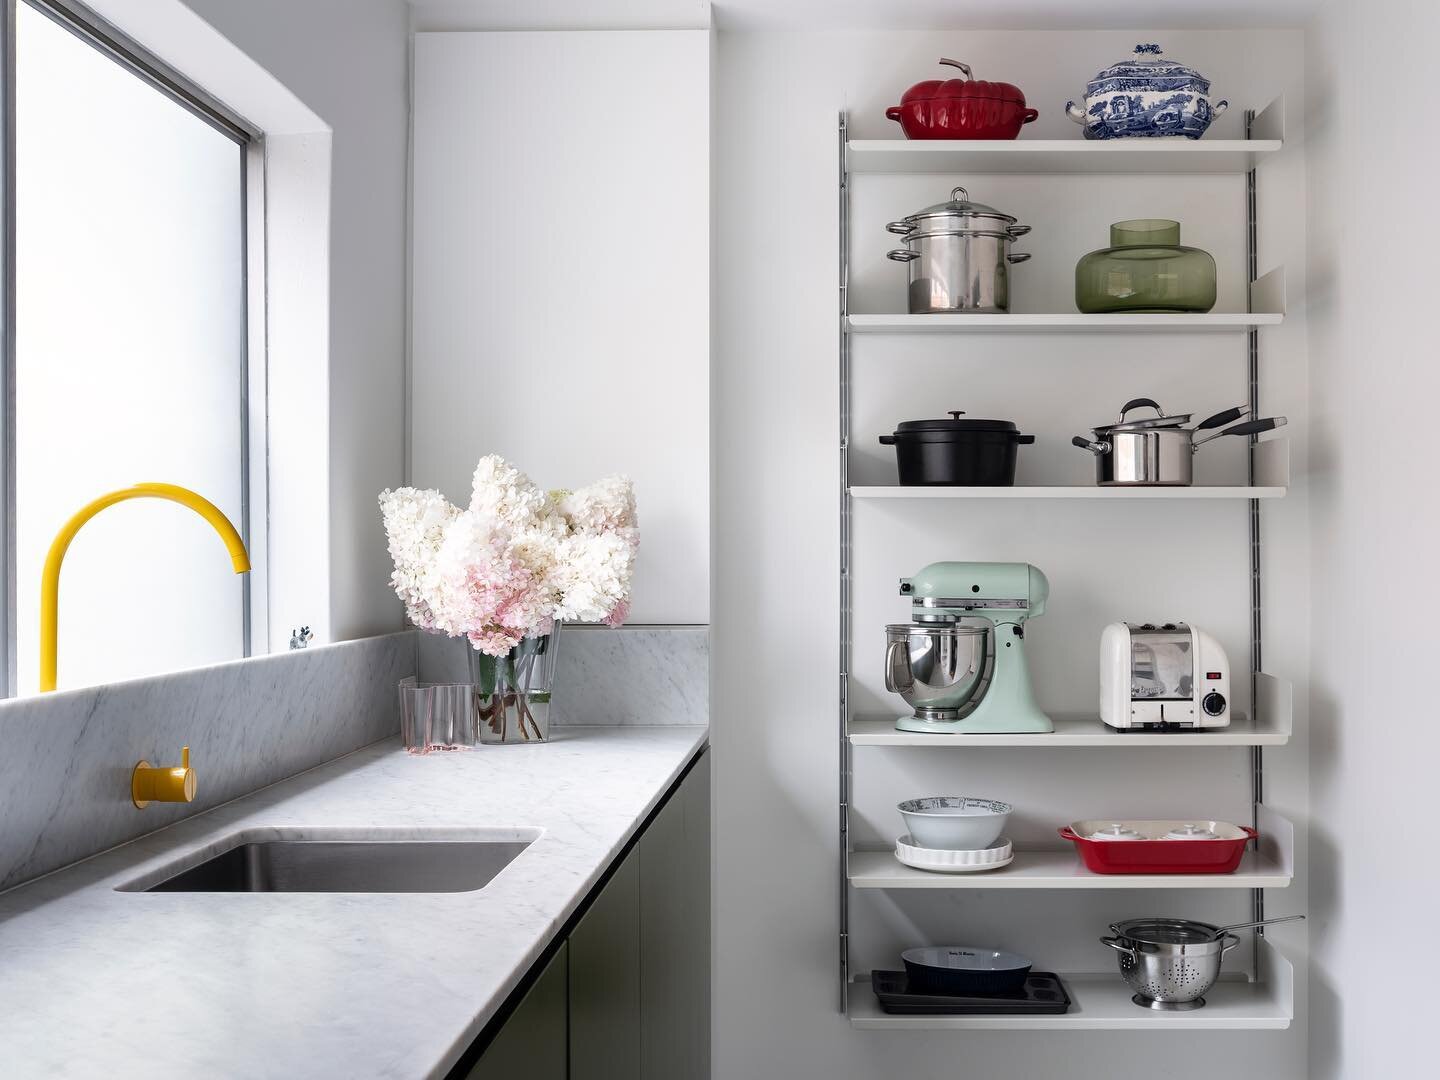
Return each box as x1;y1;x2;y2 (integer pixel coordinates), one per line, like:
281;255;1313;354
1092;43;1210;89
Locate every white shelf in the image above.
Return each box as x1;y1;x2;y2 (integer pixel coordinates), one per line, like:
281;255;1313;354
848;938;1294;1030
850;484;1284;500
847;266;1287;334
848;850;1290;891
849;674;1292;747
847;140;1281;176
849;805;1293;891
851;436;1289;500
847;97;1285;177
847;312;1280;333
849;717;1287;747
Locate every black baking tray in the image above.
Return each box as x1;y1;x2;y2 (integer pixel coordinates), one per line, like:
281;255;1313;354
871;970;1071;1015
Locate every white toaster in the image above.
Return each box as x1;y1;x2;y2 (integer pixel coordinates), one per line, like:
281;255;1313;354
1100;622;1231;729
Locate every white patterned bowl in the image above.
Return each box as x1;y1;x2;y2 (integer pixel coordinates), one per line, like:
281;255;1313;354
898;796;1012;850
895;835;1013;873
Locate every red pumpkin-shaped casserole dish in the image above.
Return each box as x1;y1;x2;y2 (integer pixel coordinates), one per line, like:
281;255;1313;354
886;59;1039;140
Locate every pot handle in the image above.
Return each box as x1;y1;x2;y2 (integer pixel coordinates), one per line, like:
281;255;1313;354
1119;397;1164;421
1099;936;1136;958
1191;416;1288;449
885;106;904;123
879;434;896;445
1007;224;1033;238
887;249;921;262
884;639;913;695
1218;933;1242;957
1007;253;1032;264
1058;826;1080;841
1196;404;1250;430
1022;108;1040;124
886;220;916;236
1072;435;1110;456
1016;434;1036;444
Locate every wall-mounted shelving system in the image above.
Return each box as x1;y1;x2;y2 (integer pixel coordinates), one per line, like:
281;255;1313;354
837;100;1297;1031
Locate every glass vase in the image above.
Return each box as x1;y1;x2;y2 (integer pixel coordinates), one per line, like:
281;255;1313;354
1075;219;1216;314
467;626;561;744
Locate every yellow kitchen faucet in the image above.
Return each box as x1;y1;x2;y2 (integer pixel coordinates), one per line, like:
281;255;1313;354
38;483;251;693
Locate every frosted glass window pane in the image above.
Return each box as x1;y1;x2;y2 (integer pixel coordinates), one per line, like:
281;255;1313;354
15;3;247;695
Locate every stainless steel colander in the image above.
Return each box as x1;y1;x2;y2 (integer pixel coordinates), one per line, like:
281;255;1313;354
1101;913;1305;1010
1100;918;1240;1011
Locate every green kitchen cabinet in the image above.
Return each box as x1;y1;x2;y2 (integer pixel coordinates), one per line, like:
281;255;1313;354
640;751;711;1080
569;847;642;1080
465;942;568;1080
457;748;710;1080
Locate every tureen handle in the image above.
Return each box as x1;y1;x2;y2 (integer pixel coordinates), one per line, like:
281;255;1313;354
1212;100;1230;117
1065;100;1086;125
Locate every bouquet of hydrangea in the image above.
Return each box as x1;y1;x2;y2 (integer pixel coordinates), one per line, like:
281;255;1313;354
379;455;638;658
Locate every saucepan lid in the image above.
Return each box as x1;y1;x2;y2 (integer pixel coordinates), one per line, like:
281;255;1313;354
1094;397;1192;434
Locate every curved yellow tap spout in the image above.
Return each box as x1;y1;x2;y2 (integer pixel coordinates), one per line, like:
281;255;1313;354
39;483;251;692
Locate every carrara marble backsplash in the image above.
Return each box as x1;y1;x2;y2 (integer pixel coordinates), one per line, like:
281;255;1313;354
417;625;709;725
0;632;415;891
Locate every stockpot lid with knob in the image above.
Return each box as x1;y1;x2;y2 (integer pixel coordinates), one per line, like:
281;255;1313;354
886;187;1030;240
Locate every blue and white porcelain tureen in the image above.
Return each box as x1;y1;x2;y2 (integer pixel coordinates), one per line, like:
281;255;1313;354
1065;43;1228;139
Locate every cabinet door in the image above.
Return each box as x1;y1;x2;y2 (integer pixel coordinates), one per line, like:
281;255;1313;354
640;751;711;1080
465;942;567;1080
569;847;641;1080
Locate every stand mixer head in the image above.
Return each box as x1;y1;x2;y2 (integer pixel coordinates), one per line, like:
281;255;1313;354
885;561;1054;734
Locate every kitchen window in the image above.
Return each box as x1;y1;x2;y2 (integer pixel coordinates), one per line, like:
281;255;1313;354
2;0;266;695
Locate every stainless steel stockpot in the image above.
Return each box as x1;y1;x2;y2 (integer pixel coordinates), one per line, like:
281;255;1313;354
885;187;1032;314
1071;398;1287;486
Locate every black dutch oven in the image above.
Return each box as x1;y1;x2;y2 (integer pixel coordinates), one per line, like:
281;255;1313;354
880;411;1035;486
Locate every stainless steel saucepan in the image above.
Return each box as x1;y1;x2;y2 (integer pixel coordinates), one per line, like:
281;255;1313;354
1072;398;1287;486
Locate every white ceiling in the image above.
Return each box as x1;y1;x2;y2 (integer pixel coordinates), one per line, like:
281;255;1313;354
407;0;1325;32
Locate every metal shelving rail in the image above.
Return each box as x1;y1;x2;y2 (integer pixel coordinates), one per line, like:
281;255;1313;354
835;102;1293;1027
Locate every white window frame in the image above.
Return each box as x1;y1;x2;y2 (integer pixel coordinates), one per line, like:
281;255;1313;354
0;0;269;695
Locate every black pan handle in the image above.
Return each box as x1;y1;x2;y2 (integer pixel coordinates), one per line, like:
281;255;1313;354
1016;434;1036;444
1072;435;1109;455
1195;404;1249;431
879;434;896;445
1192;416;1288;449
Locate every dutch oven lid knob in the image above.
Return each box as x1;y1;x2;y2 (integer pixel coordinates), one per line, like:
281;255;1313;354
948;410;965;420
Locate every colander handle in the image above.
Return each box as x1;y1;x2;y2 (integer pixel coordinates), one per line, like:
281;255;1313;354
1219;933;1242;956
1099;936;1135;959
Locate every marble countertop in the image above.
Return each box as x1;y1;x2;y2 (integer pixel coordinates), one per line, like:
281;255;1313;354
0;724;709;1080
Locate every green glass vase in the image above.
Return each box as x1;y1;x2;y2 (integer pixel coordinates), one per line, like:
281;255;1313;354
1075;219;1216;314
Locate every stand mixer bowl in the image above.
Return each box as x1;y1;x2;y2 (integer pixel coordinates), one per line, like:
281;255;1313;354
885;622;992;718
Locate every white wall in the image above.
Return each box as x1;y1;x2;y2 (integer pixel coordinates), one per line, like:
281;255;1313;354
410;30;711;624
1305;3;1440;1075
714;29;1310;1079
179;0;411;642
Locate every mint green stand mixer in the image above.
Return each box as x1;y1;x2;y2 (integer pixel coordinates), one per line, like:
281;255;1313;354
884;561;1054;734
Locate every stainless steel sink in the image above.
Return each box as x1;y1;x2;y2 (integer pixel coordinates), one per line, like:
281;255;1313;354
122;831;537;893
